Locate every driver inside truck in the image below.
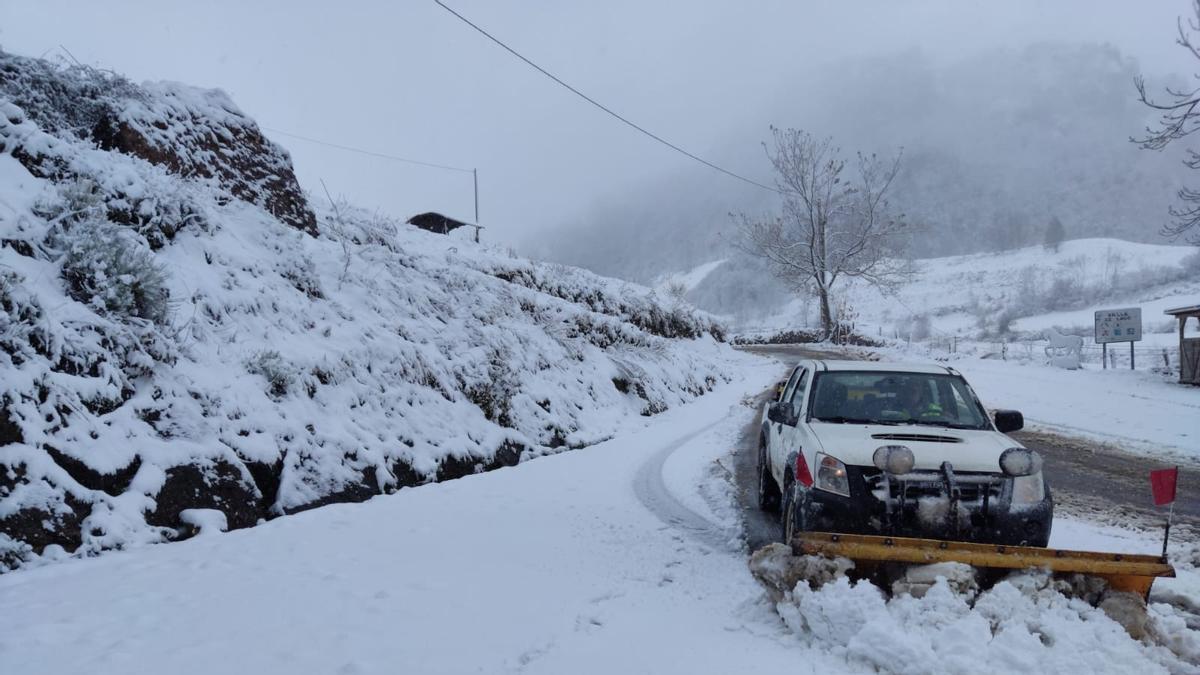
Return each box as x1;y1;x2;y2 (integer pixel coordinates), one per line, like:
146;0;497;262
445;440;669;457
899;378;943;420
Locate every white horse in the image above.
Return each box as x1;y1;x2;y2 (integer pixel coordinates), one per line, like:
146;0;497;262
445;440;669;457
1044;328;1084;358
1044;328;1083;369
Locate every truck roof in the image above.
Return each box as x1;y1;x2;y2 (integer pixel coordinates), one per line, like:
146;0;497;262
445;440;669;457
812;360;955;375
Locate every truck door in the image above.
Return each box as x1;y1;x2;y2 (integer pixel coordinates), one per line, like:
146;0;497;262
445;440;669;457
775;366;809;485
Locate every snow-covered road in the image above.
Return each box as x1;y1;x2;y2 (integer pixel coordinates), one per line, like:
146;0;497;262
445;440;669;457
0;362;832;674
3;359;1198;674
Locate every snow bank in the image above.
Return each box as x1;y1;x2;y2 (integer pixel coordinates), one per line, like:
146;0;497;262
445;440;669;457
774;570;1197;674
0;50;734;570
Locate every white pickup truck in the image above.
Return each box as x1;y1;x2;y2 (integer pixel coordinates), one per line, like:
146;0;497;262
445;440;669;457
757;360;1052;547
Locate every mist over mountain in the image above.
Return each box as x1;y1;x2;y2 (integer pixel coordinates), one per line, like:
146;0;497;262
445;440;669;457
530;42;1189;320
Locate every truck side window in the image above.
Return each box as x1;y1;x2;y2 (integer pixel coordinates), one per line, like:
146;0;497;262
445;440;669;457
780;367;803;403
788;369;809;420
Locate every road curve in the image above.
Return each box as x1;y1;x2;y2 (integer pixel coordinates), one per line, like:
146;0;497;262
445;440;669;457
632;420;740;551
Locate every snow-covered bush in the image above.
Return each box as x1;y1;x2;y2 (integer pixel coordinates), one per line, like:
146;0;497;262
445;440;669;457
246;350;294;399
59;220;170;324
0;53;144;137
899;313;931;341
277;256;323;300
32;177;105;226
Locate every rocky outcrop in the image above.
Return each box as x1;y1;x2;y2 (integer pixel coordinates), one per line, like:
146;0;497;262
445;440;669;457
0;50;316;235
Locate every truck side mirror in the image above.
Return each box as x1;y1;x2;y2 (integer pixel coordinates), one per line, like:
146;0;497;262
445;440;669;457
994;410;1024;433
767;403;784;425
768;402;797;427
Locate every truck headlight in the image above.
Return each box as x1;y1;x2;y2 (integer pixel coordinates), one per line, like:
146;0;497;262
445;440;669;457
1011;472;1045;504
815;453;851;497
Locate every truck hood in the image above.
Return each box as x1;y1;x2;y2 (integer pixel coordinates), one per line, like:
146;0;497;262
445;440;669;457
809;423;1019;474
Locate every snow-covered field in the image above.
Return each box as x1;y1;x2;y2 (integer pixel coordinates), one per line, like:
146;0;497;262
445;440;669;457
746;237;1198;341
955;357;1199;460
3;358;1198;675
846;342;1200;463
731;237;1200;462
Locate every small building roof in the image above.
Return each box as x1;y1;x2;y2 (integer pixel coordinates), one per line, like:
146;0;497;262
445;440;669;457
1164;304;1200;317
406;212;480;234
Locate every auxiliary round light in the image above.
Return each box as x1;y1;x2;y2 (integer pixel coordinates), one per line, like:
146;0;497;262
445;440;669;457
999;447;1043;477
872;445;915;475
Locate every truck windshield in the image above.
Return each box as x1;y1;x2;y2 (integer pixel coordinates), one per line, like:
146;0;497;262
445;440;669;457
807;371;991;430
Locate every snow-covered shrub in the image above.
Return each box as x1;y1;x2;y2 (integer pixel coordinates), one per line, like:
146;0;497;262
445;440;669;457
246;350;294;399
59;220;170;324
104;184;210;250
1182;249;1200;272
0;270;40;364
277;256;323;300
32;177;104;226
904;313;932;341
0;52;144;137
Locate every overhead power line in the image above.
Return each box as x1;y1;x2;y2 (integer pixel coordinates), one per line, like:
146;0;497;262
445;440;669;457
262;126;475;173
432;0;782;195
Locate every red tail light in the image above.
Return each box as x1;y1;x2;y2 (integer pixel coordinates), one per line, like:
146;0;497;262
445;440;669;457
795;452;813;487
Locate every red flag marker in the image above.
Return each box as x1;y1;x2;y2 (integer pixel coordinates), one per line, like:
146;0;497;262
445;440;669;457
1151;467;1179;560
1151;467;1178;506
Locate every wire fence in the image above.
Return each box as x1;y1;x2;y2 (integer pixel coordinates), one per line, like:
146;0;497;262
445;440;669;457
974;339;1179;371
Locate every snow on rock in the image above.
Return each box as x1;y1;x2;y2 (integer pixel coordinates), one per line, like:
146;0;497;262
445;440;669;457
0;49;316;236
0;51;734;570
178;508;227;536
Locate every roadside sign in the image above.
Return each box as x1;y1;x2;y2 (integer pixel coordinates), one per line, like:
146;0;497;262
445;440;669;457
1094;307;1142;344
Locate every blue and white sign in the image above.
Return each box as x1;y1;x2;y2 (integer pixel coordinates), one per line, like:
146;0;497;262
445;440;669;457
1094;307;1142;344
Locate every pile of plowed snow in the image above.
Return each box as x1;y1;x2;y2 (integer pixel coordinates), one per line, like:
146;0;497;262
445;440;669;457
750;544;1200;674
0;51;732;570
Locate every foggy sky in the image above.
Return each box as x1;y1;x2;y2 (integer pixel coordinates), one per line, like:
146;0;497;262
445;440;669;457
1;1;1194;248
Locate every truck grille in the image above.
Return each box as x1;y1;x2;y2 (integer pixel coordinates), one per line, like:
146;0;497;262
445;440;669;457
863;468;1004;505
870;433;963;444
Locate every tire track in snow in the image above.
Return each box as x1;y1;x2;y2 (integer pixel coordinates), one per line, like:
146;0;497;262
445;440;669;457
632;419;738;551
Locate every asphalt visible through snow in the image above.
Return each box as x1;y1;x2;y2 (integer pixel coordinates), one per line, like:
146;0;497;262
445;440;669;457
732;344;1199;551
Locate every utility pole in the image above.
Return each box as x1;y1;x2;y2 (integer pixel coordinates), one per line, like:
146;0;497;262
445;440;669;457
473;168;480;243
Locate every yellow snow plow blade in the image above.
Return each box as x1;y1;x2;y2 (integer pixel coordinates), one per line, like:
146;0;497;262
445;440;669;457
793;532;1175;598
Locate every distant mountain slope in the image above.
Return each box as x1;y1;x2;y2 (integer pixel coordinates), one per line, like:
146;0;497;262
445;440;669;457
0;51;733;570
754;238;1199;340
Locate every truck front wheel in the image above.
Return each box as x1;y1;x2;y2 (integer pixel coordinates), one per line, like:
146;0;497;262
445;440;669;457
782;483;807;544
757;438;781;512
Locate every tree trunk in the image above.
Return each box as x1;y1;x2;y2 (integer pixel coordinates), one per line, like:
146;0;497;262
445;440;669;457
817;285;833;340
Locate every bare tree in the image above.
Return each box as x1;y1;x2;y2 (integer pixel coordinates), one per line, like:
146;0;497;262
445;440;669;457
1043;215;1065;252
1135;0;1200;243
736;127;906;338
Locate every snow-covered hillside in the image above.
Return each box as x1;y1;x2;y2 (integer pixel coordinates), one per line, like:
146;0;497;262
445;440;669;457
654;259;726;294
0;51;733;570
